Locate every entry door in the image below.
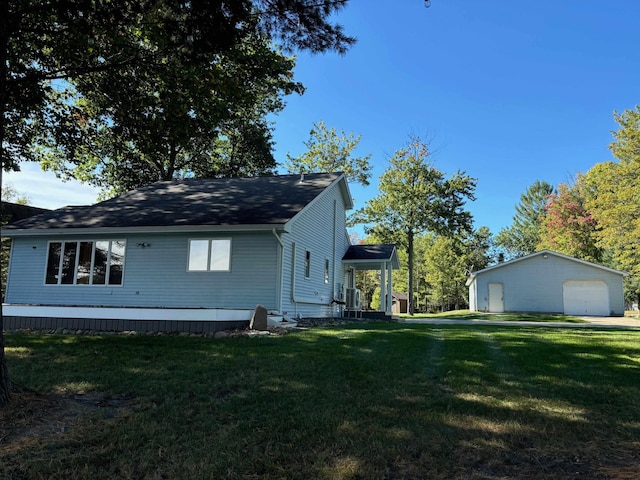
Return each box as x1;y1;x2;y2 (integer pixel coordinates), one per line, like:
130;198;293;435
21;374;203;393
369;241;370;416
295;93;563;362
488;283;504;313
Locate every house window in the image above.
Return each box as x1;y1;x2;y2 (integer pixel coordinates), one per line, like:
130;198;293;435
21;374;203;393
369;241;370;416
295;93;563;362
304;250;311;279
324;259;330;284
188;239;231;272
45;240;126;285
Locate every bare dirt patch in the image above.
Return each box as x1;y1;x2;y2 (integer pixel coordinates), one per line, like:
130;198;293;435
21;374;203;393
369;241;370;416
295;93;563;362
0;386;134;457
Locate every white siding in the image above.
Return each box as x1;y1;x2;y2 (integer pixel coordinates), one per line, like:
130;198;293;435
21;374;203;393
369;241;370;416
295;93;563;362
469;253;625;316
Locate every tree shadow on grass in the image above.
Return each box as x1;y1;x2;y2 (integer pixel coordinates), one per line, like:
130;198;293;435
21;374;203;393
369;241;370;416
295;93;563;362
3;325;640;479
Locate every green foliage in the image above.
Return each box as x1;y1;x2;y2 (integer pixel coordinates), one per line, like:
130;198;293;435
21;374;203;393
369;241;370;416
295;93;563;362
285;120;373;185
465;225;495;272
354;137;476;314
1;184;29;205
420;228;494;312
496;180;555;258
36;28;303;195
583;106;640;305
423;235;467;311
2;0;355;173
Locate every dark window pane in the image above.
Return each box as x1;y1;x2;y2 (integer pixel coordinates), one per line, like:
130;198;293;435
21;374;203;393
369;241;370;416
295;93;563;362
108;240;126;285
93;241;109;285
304;251;311;278
60;242;77;284
76;242;93;284
46;243;62;284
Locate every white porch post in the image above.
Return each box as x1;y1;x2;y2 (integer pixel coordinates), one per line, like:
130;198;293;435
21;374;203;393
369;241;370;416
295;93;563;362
379;263;386;312
386;261;393;314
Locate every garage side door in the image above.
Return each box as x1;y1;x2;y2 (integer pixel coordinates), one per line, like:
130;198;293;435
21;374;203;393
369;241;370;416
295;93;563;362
563;280;609;316
488;283;504;313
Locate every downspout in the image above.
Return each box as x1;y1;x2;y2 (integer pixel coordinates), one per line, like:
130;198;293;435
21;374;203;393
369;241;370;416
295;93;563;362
387;261;393;314
272;229;284;314
332;199;337;318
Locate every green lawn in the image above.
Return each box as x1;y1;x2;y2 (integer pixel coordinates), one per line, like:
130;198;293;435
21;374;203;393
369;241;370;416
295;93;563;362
401;310;588;323
2;324;640;479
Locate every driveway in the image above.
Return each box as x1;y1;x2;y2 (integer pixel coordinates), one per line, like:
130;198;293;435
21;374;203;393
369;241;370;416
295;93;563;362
399;315;640;329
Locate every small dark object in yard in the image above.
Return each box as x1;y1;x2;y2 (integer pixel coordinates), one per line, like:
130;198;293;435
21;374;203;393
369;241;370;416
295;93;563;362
250;305;268;331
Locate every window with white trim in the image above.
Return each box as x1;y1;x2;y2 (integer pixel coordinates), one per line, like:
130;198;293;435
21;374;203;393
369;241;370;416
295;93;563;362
45;240;126;285
188;239;231;271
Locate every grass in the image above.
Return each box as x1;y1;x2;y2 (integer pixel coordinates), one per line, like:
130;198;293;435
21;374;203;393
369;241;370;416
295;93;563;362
400;310;588;323
2;324;640;479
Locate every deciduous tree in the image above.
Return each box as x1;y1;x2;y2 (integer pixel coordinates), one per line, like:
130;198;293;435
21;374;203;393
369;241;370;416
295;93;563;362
285;120;373;185
537;181;602;263
36;28;303;195
583;106;640;306
423;235;467;311
354;136;476;314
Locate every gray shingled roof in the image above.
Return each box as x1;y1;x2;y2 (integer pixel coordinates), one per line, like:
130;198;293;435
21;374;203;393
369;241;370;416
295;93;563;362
1;202;50;223
342;244;400;270
5;173;347;232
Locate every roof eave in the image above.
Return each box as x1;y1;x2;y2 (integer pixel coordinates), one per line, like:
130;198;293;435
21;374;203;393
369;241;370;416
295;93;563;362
468;250;628;279
1;223;290;238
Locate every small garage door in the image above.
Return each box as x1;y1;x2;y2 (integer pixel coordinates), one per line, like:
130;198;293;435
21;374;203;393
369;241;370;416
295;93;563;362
563;280;609;316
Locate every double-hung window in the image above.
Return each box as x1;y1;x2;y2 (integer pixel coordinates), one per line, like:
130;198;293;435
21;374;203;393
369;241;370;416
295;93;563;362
188;239;231;272
45;240;126;285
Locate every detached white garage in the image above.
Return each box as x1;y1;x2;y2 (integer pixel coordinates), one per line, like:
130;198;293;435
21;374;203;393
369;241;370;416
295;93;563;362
467;250;626;316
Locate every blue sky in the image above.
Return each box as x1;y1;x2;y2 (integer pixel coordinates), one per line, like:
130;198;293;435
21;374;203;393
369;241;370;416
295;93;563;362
7;0;640;237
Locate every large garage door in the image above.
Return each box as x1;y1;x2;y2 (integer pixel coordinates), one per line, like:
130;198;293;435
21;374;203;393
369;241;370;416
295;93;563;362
563;280;609;316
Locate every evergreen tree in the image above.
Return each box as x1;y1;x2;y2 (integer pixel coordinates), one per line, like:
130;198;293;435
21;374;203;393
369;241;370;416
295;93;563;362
495;180;555;258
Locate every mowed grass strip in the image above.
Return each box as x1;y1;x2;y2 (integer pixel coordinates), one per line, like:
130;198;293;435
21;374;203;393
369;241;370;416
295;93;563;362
2;324;640;479
401;310;588;322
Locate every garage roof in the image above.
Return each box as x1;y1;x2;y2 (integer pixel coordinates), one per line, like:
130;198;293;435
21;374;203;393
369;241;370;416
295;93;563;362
466;250;627;286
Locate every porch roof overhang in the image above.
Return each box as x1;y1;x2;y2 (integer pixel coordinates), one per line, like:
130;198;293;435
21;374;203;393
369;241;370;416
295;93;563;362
342;244;400;271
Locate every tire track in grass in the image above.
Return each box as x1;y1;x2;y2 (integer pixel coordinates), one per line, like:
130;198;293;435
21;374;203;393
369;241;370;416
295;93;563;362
479;330;525;390
395;328;448;405
425;328;446;382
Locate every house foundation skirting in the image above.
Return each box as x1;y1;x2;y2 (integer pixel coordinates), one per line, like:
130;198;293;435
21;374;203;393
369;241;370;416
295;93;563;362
2;305;253;334
3;316;248;334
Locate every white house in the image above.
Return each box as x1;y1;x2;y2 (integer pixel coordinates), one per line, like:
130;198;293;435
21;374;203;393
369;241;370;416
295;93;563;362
3;173;398;333
467;250;626;316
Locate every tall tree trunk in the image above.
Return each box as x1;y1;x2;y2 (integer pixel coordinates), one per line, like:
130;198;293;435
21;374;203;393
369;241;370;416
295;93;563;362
0;0;12;407
407;229;414;316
